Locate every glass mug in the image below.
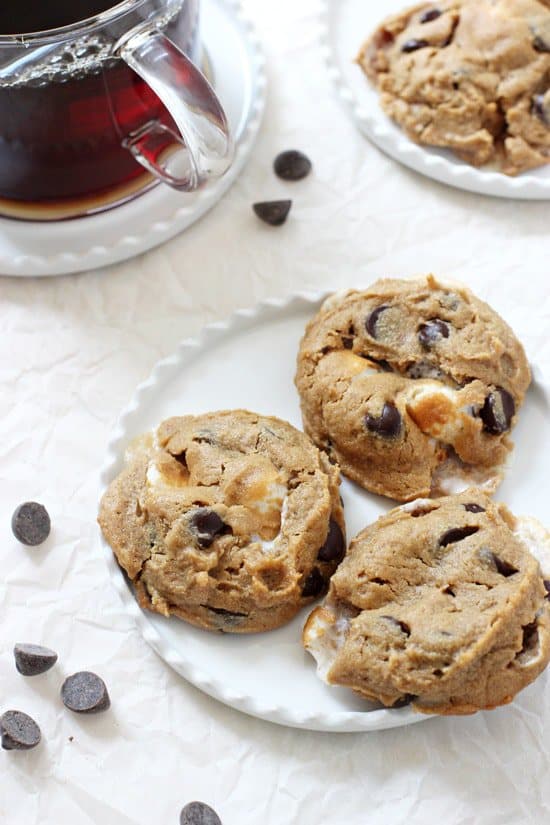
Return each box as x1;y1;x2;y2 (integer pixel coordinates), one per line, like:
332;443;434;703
0;0;233;220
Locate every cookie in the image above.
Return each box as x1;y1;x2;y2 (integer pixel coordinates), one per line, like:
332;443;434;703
303;490;550;715
99;411;345;633
295;276;530;501
359;0;550;175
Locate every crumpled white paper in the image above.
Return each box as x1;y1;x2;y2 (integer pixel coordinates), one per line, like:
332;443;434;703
2;0;550;822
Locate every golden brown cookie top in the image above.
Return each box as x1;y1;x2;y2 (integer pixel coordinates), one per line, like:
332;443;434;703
303;489;550;714
359;0;550;174
295;276;530;501
99;410;345;633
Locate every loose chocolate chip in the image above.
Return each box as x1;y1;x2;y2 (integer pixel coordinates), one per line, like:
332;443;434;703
544;580;550;599
342;336;354;349
11;502;50;546
392;693;417;708
417;319;449;348
190;508;227;548
61;672;110;714
383;616;411;636
0;710;41;750
253;200;291;226
479;388;515;434
365;402;402;438
401;38;429;52
180;801;222;825
317;519;345;563
464;503;485;513
365;305;388;338
442;585;456;596
302;567;325;598
14;643;58;676
439;525;479;547
532;94;549;125
420;8;442;22
273;150;312;181
533;36;550;53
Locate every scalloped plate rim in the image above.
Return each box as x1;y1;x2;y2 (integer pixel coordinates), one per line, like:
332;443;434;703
318;0;550;200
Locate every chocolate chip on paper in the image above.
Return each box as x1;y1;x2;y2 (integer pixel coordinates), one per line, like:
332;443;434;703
1;710;41;750
180;801;223;825
11;501;51;546
61;672;110;714
14;643;58;676
253;200;292;226
273;149;312;181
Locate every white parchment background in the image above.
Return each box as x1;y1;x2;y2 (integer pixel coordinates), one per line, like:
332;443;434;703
1;1;550;823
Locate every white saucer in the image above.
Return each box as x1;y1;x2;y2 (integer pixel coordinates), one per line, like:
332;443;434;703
320;0;550;200
0;0;266;277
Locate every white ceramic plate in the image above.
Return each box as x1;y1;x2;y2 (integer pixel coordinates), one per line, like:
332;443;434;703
99;291;550;732
319;0;550;200
0;0;266;277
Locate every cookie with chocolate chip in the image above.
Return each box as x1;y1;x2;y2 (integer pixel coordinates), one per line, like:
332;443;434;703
99;411;345;633
303;490;550;715
295;276;530;501
359;0;550;175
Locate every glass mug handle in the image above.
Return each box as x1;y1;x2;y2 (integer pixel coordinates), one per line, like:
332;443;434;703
117;25;233;191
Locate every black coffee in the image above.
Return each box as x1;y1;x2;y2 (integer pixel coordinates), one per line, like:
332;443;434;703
0;1;120;34
0;0;200;218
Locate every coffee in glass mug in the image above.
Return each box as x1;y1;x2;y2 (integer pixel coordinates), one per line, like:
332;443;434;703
0;0;232;220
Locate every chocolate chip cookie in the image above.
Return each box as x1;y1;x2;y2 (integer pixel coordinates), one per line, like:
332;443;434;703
99;411;345;633
295;276;530;501
303;490;550;715
359;0;550;175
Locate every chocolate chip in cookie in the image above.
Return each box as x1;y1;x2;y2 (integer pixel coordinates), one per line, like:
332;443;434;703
533;35;550;53
365;403;402;438
464;503;485;513
190;508;228;548
302;567;326;597
479;387;515;434
365;305;389;338
420;8;442;23
417;319;450;348
532;94;549;125
401;38;429;53
439;526;479;546
317;519;345;563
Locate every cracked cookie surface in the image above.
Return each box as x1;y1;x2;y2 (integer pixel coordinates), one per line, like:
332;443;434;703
303;490;550;715
295;276;530;501
359;0;550;175
98;410;345;633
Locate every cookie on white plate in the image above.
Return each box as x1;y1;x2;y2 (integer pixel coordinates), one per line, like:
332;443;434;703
99;410;345;633
358;0;550;175
303;490;550;715
295;275;530;501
